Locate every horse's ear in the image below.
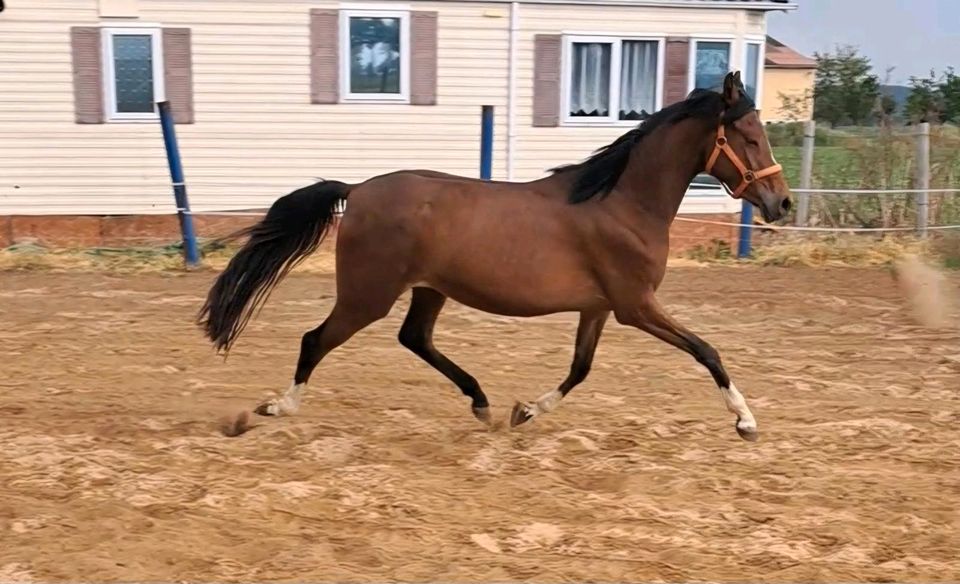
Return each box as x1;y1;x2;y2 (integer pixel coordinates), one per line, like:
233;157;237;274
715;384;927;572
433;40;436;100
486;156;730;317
722;71;741;107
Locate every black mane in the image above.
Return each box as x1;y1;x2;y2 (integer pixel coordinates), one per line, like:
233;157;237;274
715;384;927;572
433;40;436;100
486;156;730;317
552;88;755;204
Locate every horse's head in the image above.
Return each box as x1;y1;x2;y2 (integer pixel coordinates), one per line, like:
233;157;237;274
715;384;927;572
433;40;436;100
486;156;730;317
705;71;793;223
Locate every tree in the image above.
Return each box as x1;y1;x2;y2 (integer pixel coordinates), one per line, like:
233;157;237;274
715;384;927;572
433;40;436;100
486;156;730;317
905;70;944;123
940;68;960;123
812;45;881;127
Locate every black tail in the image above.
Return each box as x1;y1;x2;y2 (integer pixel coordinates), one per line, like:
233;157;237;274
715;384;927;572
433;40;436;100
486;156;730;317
198;179;351;353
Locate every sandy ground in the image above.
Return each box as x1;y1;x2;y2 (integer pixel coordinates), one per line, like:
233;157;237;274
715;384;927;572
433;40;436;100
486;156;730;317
1;264;958;583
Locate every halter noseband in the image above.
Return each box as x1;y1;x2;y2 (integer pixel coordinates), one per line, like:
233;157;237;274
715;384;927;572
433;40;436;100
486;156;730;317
704;124;783;198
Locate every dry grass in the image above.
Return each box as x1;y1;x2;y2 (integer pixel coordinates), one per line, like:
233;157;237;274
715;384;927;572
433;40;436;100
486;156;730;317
749;233;932;267
0;245;192;273
2;240;709;274
684;232;960;270
0;241;338;275
2;232;957;274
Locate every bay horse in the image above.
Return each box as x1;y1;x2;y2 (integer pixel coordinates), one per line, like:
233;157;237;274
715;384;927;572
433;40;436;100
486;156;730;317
199;72;791;442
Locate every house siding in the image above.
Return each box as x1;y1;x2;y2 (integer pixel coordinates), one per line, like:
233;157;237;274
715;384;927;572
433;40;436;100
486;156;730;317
762;68;814;122
0;0;764;218
0;0;510;215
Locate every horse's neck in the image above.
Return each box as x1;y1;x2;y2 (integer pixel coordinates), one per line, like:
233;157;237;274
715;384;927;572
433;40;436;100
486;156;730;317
618;118;710;222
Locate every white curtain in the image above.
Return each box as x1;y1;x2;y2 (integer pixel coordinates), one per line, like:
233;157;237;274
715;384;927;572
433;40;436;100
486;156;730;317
619;41;657;120
569;43;611;116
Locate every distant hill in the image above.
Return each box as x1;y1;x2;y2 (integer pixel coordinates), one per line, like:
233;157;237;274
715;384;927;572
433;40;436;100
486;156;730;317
881;85;911;112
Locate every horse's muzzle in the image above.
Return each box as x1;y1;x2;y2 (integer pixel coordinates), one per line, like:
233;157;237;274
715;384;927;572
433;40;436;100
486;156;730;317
759;191;792;223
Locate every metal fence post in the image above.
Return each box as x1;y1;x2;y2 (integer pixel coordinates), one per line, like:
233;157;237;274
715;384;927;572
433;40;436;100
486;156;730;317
737;201;753;259
795;119;815;226
915;122;930;237
480;105;494;180
158;101;200;267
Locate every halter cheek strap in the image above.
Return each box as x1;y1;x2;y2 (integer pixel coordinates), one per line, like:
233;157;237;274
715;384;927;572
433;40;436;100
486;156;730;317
704;124;783;198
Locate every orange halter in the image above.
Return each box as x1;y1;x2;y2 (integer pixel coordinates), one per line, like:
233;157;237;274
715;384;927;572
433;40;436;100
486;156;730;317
704;124;783;198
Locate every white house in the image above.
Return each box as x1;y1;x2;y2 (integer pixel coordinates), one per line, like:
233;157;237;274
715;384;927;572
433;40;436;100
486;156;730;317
0;0;796;245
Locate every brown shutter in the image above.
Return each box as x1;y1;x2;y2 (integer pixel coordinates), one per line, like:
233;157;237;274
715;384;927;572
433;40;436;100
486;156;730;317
163;28;194;124
664;37;689;105
310;9;339;104
410;11;438;105
71;27;105;124
532;34;561;127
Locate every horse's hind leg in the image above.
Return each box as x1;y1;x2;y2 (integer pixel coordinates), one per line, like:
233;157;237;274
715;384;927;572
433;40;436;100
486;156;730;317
399;287;492;424
510;310;609;427
255;287;400;417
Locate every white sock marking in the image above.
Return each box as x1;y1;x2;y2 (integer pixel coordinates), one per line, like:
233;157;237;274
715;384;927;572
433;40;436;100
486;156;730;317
263;382;305;416
523;389;563;418
722;382;756;432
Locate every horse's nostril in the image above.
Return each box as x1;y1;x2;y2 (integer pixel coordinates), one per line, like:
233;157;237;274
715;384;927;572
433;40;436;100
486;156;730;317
781;198;792;212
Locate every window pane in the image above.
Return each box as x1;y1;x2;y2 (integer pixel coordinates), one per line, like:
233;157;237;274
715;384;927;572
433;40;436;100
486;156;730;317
569;42;611;117
113;34;154;113
745;43;760;101
694;41;730;92
619;40;657;120
349;17;401;94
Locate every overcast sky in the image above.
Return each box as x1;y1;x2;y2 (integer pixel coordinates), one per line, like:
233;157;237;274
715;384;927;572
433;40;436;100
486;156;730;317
767;0;960;85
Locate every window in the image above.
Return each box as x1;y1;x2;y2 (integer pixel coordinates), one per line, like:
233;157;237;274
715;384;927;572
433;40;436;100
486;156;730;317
691;40;731;92
102;27;164;121
563;36;663;124
744;40;763;102
340;10;410;102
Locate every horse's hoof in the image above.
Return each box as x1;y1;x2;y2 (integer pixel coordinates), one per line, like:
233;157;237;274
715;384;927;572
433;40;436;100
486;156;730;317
472;406;493;425
510;402;534;427
254;401;278;416
736;420;759;442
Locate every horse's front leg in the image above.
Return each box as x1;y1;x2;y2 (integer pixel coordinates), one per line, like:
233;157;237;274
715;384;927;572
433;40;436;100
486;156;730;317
615;291;758;442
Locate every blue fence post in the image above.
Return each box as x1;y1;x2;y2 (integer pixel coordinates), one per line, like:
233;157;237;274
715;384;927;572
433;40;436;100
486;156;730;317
157;100;200;267
480;105;494;180
737;200;753;259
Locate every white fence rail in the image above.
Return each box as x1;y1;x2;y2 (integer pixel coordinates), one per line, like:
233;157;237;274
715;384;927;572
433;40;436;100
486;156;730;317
791;121;960;237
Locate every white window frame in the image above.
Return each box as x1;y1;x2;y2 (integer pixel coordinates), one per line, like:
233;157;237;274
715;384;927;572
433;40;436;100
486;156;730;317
561;34;665;127
743;36;766;107
339;9;411;103
101;26;165;122
687;36;736;94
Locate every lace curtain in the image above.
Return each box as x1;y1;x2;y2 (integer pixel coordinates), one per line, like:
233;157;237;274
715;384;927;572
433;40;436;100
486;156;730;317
569;41;657;119
619;41;657;120
569;43;611;116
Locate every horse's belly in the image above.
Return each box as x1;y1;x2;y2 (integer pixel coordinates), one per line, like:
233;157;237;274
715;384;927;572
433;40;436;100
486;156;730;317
423;257;608;317
428;283;602;317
